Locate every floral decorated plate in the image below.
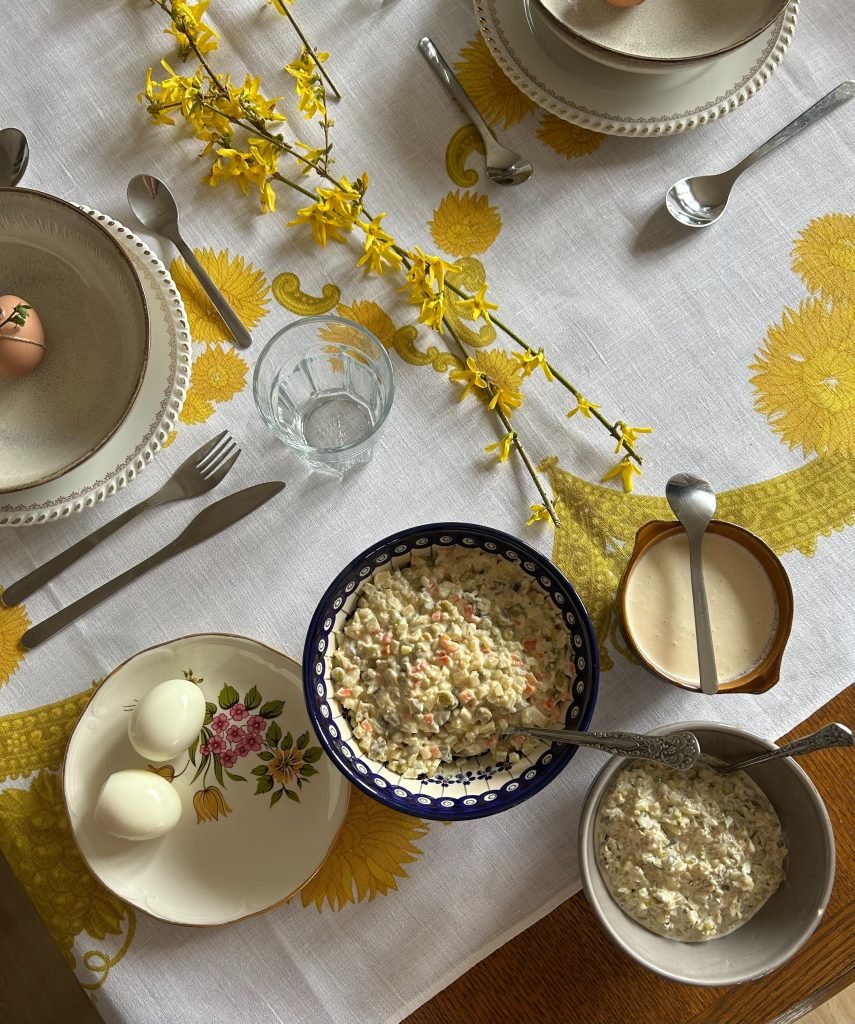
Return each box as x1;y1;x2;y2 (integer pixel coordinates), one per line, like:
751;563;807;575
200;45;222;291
475;0;798;136
64;634;349;926
0;207;190;526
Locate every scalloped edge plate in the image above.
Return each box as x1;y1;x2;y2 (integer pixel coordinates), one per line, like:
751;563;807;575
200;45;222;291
0;208;191;525
474;0;798;136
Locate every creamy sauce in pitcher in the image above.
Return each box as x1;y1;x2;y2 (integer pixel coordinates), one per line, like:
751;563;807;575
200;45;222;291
624;532;778;686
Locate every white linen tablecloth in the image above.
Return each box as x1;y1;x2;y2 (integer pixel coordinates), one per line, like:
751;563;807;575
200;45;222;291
1;1;853;1022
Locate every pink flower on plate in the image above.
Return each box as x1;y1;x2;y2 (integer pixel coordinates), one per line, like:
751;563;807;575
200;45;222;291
248;733;264;752
226;725;244;743
199;743;210;757
235;740;251;758
230;703;248;721
220;749;238;769
208;735;226;755
246;715;267;734
211;713;229;734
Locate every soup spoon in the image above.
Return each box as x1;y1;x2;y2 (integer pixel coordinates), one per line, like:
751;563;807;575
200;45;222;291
710;723;853;775
0;128;29;187
418;37;533;187
666;473;719;695
127;174;252;349
666;81;855;228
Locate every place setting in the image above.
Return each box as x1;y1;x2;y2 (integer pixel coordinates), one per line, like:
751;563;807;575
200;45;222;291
0;1;854;1023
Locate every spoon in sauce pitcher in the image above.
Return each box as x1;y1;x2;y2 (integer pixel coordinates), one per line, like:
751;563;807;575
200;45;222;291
666;473;719;695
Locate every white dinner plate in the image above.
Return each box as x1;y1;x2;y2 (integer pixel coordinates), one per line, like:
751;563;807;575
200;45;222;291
64;634;350;927
474;0;798;136
0;208;191;526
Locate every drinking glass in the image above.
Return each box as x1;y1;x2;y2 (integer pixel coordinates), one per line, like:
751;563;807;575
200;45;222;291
253;315;395;474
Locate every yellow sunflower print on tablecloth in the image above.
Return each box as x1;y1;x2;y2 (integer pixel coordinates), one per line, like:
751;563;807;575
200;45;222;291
179;344;250;426
455;34;536;129
791;213;855;302
430;190;502;257
0;684;135;992
0;588;29;687
171;248;270;343
752;213;855;457
166;249;269;437
298;787;430;912
751;301;855;457
536;115;604;159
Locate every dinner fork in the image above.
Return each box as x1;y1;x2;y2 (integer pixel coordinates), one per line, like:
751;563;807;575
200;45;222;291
1;431;240;606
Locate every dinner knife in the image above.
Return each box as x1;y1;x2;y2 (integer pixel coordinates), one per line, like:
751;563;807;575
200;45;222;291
20;482;285;649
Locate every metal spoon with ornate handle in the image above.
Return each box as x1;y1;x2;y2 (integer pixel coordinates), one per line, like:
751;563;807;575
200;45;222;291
127;174;252;349
502;726;701;771
714;723;853;775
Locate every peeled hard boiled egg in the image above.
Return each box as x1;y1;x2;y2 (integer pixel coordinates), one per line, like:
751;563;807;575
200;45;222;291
128;678;206;762
94;769;182;841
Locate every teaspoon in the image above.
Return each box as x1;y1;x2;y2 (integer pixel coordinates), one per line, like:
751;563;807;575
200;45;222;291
127;174;252;349
418;37;533;187
0;128;29;187
666;473;719;695
666;81;855;228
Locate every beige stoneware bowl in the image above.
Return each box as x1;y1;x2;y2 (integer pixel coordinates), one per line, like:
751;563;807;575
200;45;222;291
532;0;789;74
0;188;149;493
579;722;835;985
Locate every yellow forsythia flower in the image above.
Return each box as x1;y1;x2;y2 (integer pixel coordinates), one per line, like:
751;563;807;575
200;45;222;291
526;504;554;526
165;1;219;60
449;357;487;400
513;347;554;381
613;421;653;453
485;430;516;462
460;283;499;325
601;456;641;493
567;395;601;419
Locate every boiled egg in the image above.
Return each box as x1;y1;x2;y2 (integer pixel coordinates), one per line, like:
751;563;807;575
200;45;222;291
128;678;206;762
94;769;182;841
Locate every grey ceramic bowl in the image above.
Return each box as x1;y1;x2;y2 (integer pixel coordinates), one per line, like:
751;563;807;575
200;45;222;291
579;722;835;986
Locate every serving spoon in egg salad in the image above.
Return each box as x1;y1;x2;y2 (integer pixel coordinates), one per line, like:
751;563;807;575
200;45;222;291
503;726;701;771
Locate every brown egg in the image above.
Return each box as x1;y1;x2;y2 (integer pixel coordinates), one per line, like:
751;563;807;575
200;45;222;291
0;295;45;380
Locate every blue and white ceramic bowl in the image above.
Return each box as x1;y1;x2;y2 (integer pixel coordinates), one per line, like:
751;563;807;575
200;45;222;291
303;522;599;821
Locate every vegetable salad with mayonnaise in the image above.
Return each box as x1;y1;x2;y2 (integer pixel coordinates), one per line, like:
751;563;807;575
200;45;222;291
330;547;573;778
597;761;787;942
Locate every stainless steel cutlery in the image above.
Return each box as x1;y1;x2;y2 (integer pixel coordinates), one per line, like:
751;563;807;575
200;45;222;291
2;431;240;607
20;481;286;649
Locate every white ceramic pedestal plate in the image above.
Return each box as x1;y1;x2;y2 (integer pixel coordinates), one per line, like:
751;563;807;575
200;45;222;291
474;0;798;136
0;209;191;526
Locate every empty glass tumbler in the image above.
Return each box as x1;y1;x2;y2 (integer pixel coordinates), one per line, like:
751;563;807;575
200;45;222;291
253;316;395;474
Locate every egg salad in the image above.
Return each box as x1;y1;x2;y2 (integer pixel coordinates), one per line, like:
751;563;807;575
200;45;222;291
597;761;787;941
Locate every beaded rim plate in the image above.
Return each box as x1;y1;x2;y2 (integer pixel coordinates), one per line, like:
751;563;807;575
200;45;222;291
474;0;798;136
0;208;190;526
303;522;599;822
64;634;350;927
